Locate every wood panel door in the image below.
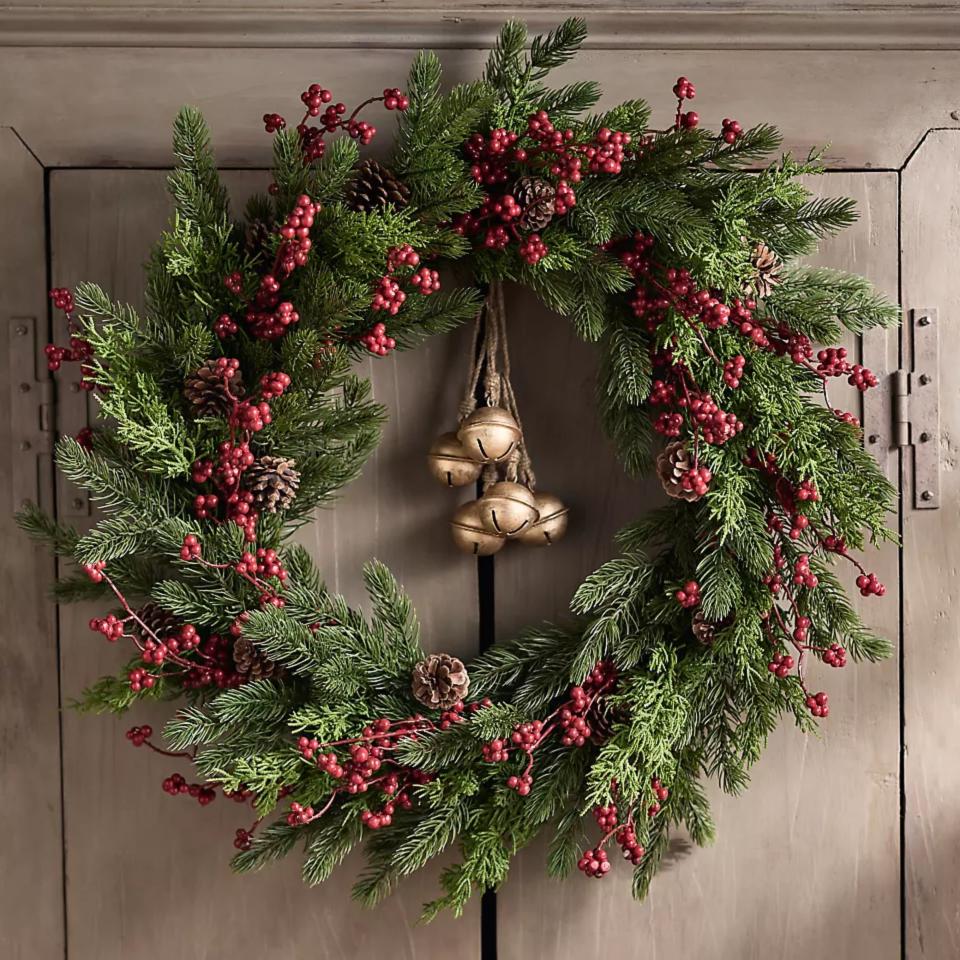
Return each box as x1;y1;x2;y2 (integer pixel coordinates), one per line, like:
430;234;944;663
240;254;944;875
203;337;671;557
48;168;479;960
29;164;903;959
901;128;960;959
496;172;902;960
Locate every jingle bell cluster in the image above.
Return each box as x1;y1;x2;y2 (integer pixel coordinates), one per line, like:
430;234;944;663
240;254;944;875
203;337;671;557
428;405;568;556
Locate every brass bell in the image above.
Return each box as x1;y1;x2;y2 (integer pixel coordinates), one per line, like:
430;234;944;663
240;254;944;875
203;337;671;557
477;481;540;537
457;407;521;463
515;491;569;546
427;432;484;488
450;500;506;556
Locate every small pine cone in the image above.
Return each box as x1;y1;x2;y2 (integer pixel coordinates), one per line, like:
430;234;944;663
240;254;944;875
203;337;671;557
691;610;716;645
132;602;180;641
232;636;282;681
245;217;274;260
411;653;470;711
514;176;556;231
184;360;244;417
656;442;700;502
244;456;300;513
346;159;411;213
746;241;783;299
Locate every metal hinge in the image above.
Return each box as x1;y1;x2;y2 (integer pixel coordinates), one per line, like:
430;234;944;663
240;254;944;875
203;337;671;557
887;308;940;509
9;316;54;510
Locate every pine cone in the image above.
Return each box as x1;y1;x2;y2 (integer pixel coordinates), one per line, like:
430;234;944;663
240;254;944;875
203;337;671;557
692;610;716;645
746;241;783;299
244;456;300;513
245;217;274;260
346;159;411;213
656;442;700;502
232;636;282;681
184;360;243;417
515;176;556;231
411;653;470;710
131;602;180;642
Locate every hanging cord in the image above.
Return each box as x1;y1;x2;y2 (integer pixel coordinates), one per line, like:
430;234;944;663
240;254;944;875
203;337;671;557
459;281;536;490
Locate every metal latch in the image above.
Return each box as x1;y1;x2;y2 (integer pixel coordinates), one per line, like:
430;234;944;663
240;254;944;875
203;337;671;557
894;308;940;509
9;316;54;510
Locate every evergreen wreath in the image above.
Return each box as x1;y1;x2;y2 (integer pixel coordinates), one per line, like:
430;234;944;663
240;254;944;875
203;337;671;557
21;19;898;917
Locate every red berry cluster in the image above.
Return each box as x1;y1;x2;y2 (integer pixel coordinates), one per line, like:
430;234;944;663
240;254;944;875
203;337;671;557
673;76;698;130
360;245;436;356
767;651;795;678
578;847;611;878
675;580;700;609
454;108;636;263
163;773;217;805
45;288;103;391
721;118;743;143
125;724;153;746
745;449;886;715
482;661;617;796
823;643;847;668
264;84;408;162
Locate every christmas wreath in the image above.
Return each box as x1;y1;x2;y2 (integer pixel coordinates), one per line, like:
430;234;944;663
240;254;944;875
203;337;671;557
21;19;898;917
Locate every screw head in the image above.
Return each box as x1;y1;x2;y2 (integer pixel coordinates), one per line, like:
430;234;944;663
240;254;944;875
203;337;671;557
921;489;934;501
920;432;931;442
19;382;31;393
868;434;879;444
71;497;85;510
14;325;28;336
919;374;931;386
19;440;31;451
919;315;931;326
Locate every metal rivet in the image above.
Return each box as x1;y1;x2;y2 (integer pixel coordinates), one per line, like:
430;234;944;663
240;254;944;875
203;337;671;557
921;489;933;501
15;325;28;336
919;316;931;326
919;374;931;385
868;434;879;444
70;382;81;393
19;382;31;393
71;497;84;510
19;440;31;451
920;432;931;442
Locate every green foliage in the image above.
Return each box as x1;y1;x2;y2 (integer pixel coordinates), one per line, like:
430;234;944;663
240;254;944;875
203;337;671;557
31;16;898;925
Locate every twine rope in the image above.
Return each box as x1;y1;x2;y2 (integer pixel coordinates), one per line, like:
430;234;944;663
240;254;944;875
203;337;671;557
459;281;536;490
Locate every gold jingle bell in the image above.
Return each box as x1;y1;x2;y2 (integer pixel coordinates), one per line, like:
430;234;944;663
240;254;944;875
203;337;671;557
478;481;540;537
514;491;569;547
427;432;484;488
457;406;521;463
450;500;506;556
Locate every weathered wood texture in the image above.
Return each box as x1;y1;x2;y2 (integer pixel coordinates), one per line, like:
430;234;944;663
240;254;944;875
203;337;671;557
901;128;960;959
0;129;64;960
3;1;958;51
495;173;901;960
1;48;959;169
49;168;478;960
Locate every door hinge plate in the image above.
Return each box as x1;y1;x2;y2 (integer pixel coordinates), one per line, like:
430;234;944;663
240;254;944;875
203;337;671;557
9;316;54;511
906;307;940;509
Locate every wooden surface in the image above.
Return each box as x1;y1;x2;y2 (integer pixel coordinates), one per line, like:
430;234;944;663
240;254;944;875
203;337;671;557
49;168;479;960
901;128;960;959
1;48;959;169
0;129;64;960
495;173;902;959
3;1;959;51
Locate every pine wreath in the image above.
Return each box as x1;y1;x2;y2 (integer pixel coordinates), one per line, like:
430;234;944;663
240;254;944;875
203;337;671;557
20;19;897;918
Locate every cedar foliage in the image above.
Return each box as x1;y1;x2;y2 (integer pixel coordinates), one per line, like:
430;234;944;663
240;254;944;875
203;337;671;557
18;18;897;918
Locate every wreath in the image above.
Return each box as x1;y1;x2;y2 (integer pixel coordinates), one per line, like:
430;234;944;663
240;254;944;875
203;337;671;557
22;18;898;917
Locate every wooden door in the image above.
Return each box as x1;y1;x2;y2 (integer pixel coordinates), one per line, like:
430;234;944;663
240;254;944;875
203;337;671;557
901;128;960;958
48;168;479;960
496;172;902;959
